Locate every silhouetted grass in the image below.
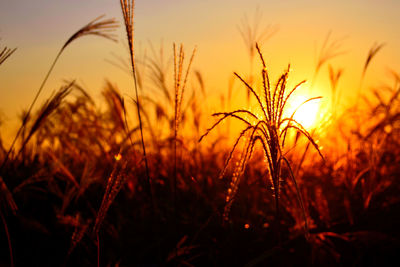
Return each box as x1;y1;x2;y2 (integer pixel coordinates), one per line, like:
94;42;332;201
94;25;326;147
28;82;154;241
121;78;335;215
0;3;399;267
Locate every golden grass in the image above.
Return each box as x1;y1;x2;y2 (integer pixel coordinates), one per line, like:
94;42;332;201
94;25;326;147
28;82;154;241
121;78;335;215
200;44;324;236
328;65;344;117
357;42;386;105
0;3;399;266
93;158;129;235
313;31;346;83
119;0;154;210
237;7;278;103
0;16;117;174
361;42;385;80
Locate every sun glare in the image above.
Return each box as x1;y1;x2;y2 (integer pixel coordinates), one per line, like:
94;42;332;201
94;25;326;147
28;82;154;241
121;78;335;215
285;93;323;130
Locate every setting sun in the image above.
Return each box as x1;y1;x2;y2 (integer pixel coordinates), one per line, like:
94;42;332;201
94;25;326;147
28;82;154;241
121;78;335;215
284;93;324;130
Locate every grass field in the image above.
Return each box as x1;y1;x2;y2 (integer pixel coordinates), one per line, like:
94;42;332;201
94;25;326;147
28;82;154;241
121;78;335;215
1;1;399;266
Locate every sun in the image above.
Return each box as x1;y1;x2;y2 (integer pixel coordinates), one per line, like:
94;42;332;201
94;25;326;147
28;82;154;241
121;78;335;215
284;93;323;130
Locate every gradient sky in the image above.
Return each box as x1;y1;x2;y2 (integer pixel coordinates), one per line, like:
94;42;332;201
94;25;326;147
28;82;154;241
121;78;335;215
1;0;400;138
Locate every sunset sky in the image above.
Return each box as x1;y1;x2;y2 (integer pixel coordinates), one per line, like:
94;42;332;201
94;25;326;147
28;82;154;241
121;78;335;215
1;0;400;138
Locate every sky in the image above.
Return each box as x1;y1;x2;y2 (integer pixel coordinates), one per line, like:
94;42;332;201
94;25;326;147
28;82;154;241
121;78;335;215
1;0;400;139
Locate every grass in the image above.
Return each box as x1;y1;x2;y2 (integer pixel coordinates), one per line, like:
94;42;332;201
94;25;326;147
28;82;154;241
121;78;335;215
0;45;16;66
119;0;154;211
312;31;346;85
0;15;118;174
0;2;400;266
199;44;323;239
237;7;278;103
357;42;386;107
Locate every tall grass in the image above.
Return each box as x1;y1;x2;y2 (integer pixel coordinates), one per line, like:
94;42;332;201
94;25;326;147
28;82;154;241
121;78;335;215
0;16;118;174
1;3;400;266
0;43;17;203
356;42;385;106
312;31;345;86
0;16;117;267
173;43;196;207
0;43;18;212
238;7;278;103
200;44;324;238
119;0;154;208
17;83;74;159
328;65;344;118
0;43;17;267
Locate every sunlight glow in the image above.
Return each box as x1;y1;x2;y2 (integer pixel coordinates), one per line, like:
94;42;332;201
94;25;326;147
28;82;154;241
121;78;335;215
285;94;323;130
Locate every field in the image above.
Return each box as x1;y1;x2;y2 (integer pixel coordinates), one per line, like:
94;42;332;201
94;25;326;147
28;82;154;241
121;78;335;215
1;1;400;266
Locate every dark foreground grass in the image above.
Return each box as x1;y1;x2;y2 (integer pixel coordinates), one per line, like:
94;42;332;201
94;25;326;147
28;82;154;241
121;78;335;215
0;80;399;265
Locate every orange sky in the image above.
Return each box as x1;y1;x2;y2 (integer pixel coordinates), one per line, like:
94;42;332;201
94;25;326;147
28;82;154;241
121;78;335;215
1;0;400;141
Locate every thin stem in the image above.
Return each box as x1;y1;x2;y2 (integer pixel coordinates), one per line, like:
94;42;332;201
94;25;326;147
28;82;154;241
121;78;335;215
173;46;178;259
0;210;14;267
281;156;309;238
0;50;62;173
130;49;154;211
97;233;100;267
120;0;154;211
173;45;179;227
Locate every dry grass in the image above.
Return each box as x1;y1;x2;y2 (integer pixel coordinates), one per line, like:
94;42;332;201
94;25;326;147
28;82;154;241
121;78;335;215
0;15;117;173
93;157;130;235
0;3;399;267
200;44;324;237
119;0;154;210
17;83;73;158
361;42;385;80
328;65;344;117
238;7;278;102
313;31;346;84
237;7;278;63
0;16;117;267
357;42;386;105
173;44;196;218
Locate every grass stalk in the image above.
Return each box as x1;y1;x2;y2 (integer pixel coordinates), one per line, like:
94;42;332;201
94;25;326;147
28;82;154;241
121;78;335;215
172;44;195;258
119;0;154;209
0;16;117;173
0;51;60;172
311;31;345;88
237;7;278;103
356;42;385;107
97;233;100;267
0;209;13;267
200;43;323;238
173;44;196;206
